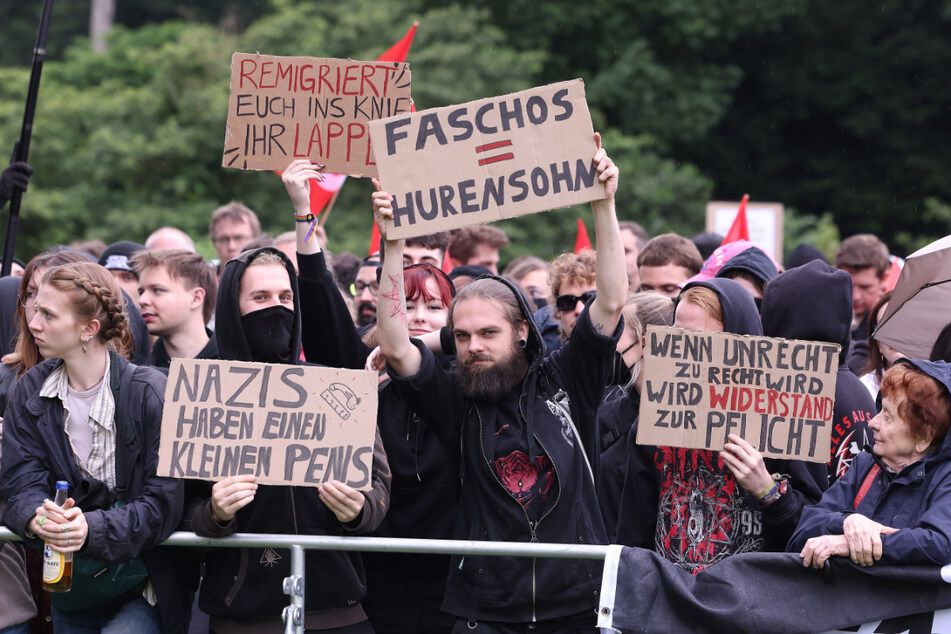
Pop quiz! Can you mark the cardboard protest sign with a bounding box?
[368,79,606,239]
[637,325,839,462]
[222,53,412,176]
[157,359,378,490]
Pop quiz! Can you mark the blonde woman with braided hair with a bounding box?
[1,262,190,633]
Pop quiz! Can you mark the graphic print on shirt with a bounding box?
[545,388,575,447]
[830,410,872,483]
[495,450,555,509]
[654,447,763,575]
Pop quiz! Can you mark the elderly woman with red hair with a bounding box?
[789,359,951,568]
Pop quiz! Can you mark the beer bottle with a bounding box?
[42,480,72,592]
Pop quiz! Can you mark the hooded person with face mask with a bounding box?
[186,247,391,634]
[614,278,828,573]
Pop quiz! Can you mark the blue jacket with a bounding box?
[0,352,190,633]
[788,359,951,565]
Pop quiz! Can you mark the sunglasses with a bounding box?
[555,290,596,312]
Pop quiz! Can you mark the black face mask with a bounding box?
[241,305,296,364]
[533,297,549,312]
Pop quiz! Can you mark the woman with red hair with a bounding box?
[791,359,951,567]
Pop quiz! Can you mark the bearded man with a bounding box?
[373,135,627,633]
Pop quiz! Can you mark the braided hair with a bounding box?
[42,262,134,359]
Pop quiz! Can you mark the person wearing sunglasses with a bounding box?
[548,250,598,346]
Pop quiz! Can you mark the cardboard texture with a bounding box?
[706,201,785,261]
[368,79,606,239]
[222,53,412,176]
[157,359,378,490]
[637,325,840,462]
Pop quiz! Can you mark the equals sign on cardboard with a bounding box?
[475,140,514,166]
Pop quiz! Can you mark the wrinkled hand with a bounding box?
[721,433,773,496]
[318,480,366,524]
[31,497,87,553]
[593,133,618,200]
[211,474,258,523]
[281,159,325,214]
[0,161,33,206]
[843,513,898,566]
[800,534,849,569]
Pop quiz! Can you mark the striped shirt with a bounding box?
[39,354,116,490]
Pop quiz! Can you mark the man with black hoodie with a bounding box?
[373,136,627,632]
[760,259,876,484]
[187,246,391,633]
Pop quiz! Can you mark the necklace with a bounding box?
[70,374,104,392]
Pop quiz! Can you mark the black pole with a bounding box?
[1,0,55,277]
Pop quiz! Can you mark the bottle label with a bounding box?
[42,544,64,584]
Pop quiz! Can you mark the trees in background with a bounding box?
[1,0,948,261]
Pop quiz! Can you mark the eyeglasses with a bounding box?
[213,234,252,246]
[555,290,596,312]
[351,281,380,297]
[18,288,37,309]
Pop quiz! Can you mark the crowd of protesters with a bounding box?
[2,145,951,634]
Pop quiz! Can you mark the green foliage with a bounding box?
[782,209,841,264]
[1,0,947,264]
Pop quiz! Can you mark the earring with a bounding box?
[516,339,527,349]
[82,338,88,354]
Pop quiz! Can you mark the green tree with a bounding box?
[678,0,951,256]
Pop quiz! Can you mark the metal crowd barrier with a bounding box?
[0,528,611,634]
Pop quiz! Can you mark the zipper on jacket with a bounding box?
[477,403,563,623]
[290,488,299,534]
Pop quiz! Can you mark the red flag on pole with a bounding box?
[721,194,751,245]
[575,218,592,253]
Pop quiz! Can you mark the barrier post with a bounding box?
[282,544,305,634]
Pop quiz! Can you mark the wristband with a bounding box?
[755,473,782,500]
[294,213,316,223]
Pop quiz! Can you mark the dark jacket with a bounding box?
[760,260,876,484]
[190,247,391,624]
[596,385,639,537]
[149,328,218,369]
[615,278,828,573]
[0,351,189,633]
[788,359,951,565]
[389,276,622,623]
[0,275,20,355]
[296,251,458,576]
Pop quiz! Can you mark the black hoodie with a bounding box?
[389,274,622,623]
[761,260,876,484]
[190,247,391,629]
[615,278,828,573]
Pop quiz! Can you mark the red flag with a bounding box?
[368,222,382,257]
[378,21,418,62]
[721,194,750,245]
[575,218,592,253]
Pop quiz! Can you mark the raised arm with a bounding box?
[371,179,423,377]
[282,159,327,257]
[282,160,371,368]
[588,133,627,334]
